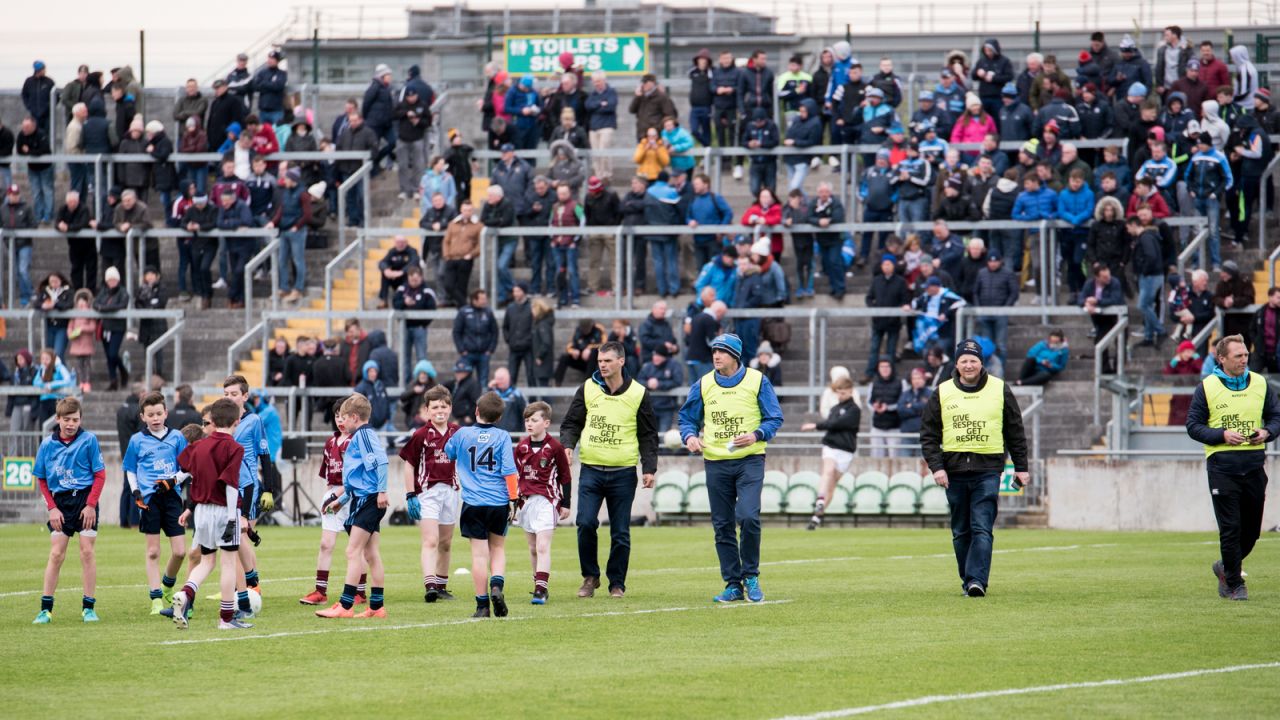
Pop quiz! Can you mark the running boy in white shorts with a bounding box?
[299,400,368,606]
[170,398,248,630]
[800,374,860,530]
[513,401,571,605]
[400,385,460,603]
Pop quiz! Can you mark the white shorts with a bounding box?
[193,503,240,551]
[321,488,350,533]
[418,483,461,525]
[517,494,558,534]
[822,446,856,474]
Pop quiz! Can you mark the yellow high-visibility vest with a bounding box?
[578,378,645,467]
[939,376,1006,455]
[699,368,767,461]
[1203,375,1267,456]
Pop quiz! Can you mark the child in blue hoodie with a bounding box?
[1056,169,1096,293]
[354,360,392,432]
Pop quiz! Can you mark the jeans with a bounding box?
[461,351,490,385]
[898,196,929,223]
[513,123,540,150]
[819,241,845,296]
[975,316,1009,363]
[734,318,760,360]
[371,123,397,171]
[396,139,426,196]
[278,228,307,292]
[507,348,534,387]
[1060,228,1088,295]
[1137,274,1163,341]
[552,245,580,306]
[944,470,1000,590]
[30,167,54,222]
[792,234,814,294]
[1207,468,1269,589]
[990,229,1024,272]
[785,161,810,192]
[1018,357,1056,385]
[68,239,97,293]
[403,325,428,384]
[650,238,679,296]
[226,237,256,303]
[576,465,637,590]
[192,238,217,299]
[1195,196,1222,268]
[689,106,712,147]
[859,207,894,260]
[344,178,364,226]
[258,110,284,126]
[866,325,901,375]
[749,161,777,198]
[16,245,33,304]
[688,360,713,381]
[496,237,519,303]
[46,324,68,361]
[180,163,208,195]
[705,455,765,586]
[526,237,553,294]
[102,329,125,384]
[68,162,88,197]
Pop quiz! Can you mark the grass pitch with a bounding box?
[1,524,1277,718]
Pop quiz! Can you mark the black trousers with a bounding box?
[1208,466,1269,589]
[443,259,472,307]
[68,239,98,292]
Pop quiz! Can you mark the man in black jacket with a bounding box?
[1129,214,1167,347]
[1249,287,1280,372]
[362,65,396,173]
[559,341,659,598]
[310,339,351,426]
[639,299,679,358]
[335,112,379,226]
[166,384,203,430]
[452,289,498,385]
[1185,334,1280,600]
[502,283,535,386]
[444,359,482,426]
[393,265,437,383]
[205,79,245,152]
[918,339,1028,597]
[55,190,95,292]
[864,256,909,381]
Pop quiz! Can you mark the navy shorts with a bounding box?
[47,490,98,537]
[139,486,186,537]
[239,484,260,521]
[344,495,386,535]
[459,503,509,540]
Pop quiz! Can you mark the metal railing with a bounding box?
[1259,152,1280,251]
[1175,228,1210,280]
[243,235,282,329]
[336,161,373,249]
[144,315,186,385]
[1092,314,1130,426]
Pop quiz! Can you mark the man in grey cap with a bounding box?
[918,339,1029,597]
[227,52,253,111]
[271,167,312,303]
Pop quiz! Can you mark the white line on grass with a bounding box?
[154,598,794,645]
[770,661,1280,719]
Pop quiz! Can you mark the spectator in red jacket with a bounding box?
[1126,177,1170,218]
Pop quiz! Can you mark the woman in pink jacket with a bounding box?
[949,92,997,158]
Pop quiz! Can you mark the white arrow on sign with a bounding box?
[622,40,644,70]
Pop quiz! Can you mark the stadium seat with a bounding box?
[851,471,889,514]
[784,480,819,516]
[760,482,785,514]
[685,482,711,514]
[651,470,690,516]
[890,471,925,492]
[883,483,920,514]
[833,472,857,513]
[764,469,789,489]
[918,484,950,515]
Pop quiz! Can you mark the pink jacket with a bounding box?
[949,112,997,147]
[68,317,97,357]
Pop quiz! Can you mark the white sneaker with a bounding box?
[732,165,743,181]
[211,278,227,290]
[809,157,822,170]
[397,192,407,200]
[828,156,840,168]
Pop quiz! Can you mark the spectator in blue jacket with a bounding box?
[742,108,780,197]
[695,247,739,307]
[1017,329,1070,386]
[1185,132,1233,270]
[858,148,897,265]
[686,173,734,267]
[1135,141,1178,206]
[252,51,288,126]
[997,83,1034,146]
[897,367,933,434]
[1094,144,1132,192]
[858,88,896,147]
[892,140,933,222]
[1012,174,1057,221]
[782,98,823,192]
[637,345,684,433]
[661,116,697,174]
[505,75,542,150]
[1056,169,1096,294]
[585,71,619,181]
[215,188,254,308]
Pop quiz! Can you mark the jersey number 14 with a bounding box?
[467,446,496,472]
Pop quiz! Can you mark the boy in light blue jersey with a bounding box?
[222,375,274,615]
[33,397,106,624]
[317,393,390,619]
[444,391,519,619]
[123,391,190,614]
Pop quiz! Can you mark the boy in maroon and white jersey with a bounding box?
[299,399,368,606]
[400,385,461,603]
[513,401,572,605]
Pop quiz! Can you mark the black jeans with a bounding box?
[1018,357,1056,386]
[1207,466,1269,589]
[576,465,637,591]
[945,471,1001,590]
[443,259,472,307]
[508,348,535,387]
[68,239,97,292]
[191,237,218,299]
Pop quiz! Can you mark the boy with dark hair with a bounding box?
[170,398,246,630]
[123,391,190,615]
[222,374,272,616]
[33,397,106,624]
[444,391,519,618]
[299,400,369,607]
[514,401,572,604]
[317,394,390,619]
[401,385,461,602]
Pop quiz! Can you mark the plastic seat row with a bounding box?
[651,469,949,518]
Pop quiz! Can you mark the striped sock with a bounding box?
[424,574,437,590]
[237,590,250,612]
[161,575,176,589]
[491,575,505,590]
[339,584,357,610]
[82,595,95,610]
[370,587,384,610]
[244,568,259,589]
[315,570,329,593]
[438,574,448,590]
[534,571,549,592]
[181,581,199,612]
[40,595,53,612]
[357,573,367,594]
[149,588,163,600]
[220,600,235,623]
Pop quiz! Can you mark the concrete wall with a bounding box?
[1047,457,1280,532]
